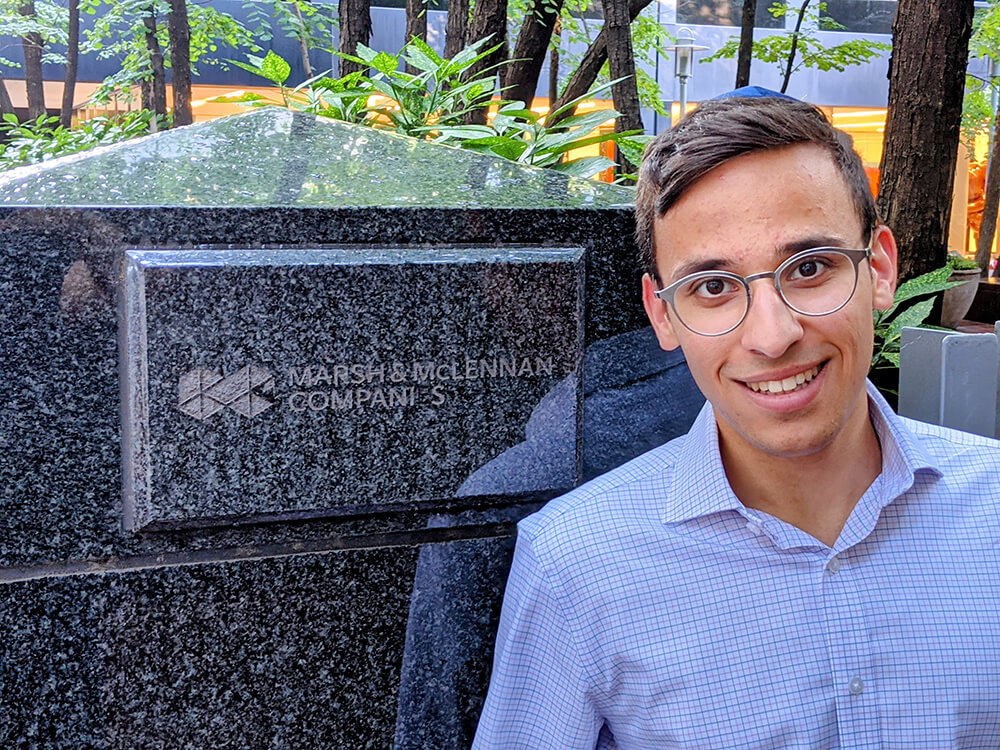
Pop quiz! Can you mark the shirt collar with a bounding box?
[662,401,744,523]
[864,380,943,497]
[661,380,942,526]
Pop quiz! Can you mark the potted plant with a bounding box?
[941,254,983,328]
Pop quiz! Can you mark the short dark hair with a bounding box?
[635,96,878,278]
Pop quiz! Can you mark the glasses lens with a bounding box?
[778,250,858,315]
[672,273,748,335]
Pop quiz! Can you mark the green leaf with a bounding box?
[616,135,652,167]
[371,51,399,75]
[891,265,963,308]
[403,37,441,73]
[260,50,292,86]
[883,297,936,346]
[551,156,617,178]
[546,109,619,135]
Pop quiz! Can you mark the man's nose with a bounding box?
[739,279,804,358]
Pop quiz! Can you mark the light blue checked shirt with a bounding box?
[475,383,1000,748]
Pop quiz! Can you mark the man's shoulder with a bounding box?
[517,434,687,565]
[897,416,1000,487]
[899,416,1000,462]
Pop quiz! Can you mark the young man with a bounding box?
[473,95,1000,747]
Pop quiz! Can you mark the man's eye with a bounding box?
[787,256,832,281]
[692,277,737,298]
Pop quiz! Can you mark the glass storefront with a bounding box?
[676,0,783,28]
[676,0,897,32]
[821,0,896,34]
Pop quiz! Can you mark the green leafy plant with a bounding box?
[871,265,965,383]
[339,36,507,136]
[961,0,1000,147]
[948,254,982,272]
[0,110,159,170]
[223,43,639,179]
[216,50,370,122]
[431,79,642,178]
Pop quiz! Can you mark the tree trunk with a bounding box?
[291,1,314,78]
[338,0,372,76]
[461,0,507,124]
[167,0,192,126]
[500,0,565,106]
[780,0,809,93]
[0,71,16,118]
[140,79,153,111]
[976,114,1000,275]
[60,0,80,127]
[144,11,168,118]
[20,0,46,120]
[404,0,427,73]
[547,0,652,125]
[443,0,469,59]
[736,0,756,88]
[549,17,560,103]
[603,0,642,174]
[878,0,973,281]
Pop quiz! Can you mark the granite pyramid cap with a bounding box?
[0,107,635,209]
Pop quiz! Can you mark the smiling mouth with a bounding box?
[744,363,823,394]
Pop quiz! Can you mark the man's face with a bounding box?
[641,143,897,462]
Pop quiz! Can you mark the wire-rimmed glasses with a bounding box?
[653,245,872,337]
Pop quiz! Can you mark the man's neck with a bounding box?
[718,398,884,548]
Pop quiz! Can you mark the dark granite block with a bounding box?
[121,246,583,530]
[0,108,705,748]
[0,536,520,748]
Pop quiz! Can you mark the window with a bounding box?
[677,0,783,28]
[821,0,896,34]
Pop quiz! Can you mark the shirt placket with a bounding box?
[821,551,882,749]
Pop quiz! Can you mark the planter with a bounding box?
[941,267,983,328]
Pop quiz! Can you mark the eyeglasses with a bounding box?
[653,245,872,337]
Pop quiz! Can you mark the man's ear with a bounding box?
[869,224,898,311]
[642,273,681,351]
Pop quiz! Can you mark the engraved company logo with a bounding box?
[177,365,275,420]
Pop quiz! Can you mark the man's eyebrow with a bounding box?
[669,257,737,281]
[779,235,855,255]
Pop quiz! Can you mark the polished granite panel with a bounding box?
[1,544,505,748]
[0,108,634,210]
[0,109,704,748]
[122,246,583,529]
[0,183,648,567]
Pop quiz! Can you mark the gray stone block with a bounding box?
[899,326,952,425]
[940,333,998,438]
[899,326,999,438]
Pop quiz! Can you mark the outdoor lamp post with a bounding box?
[666,28,708,124]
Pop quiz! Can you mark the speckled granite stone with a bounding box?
[2,548,420,747]
[0,110,703,747]
[122,246,583,530]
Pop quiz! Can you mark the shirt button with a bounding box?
[849,676,864,695]
[746,521,763,536]
[827,557,842,574]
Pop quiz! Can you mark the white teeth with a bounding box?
[746,365,820,394]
